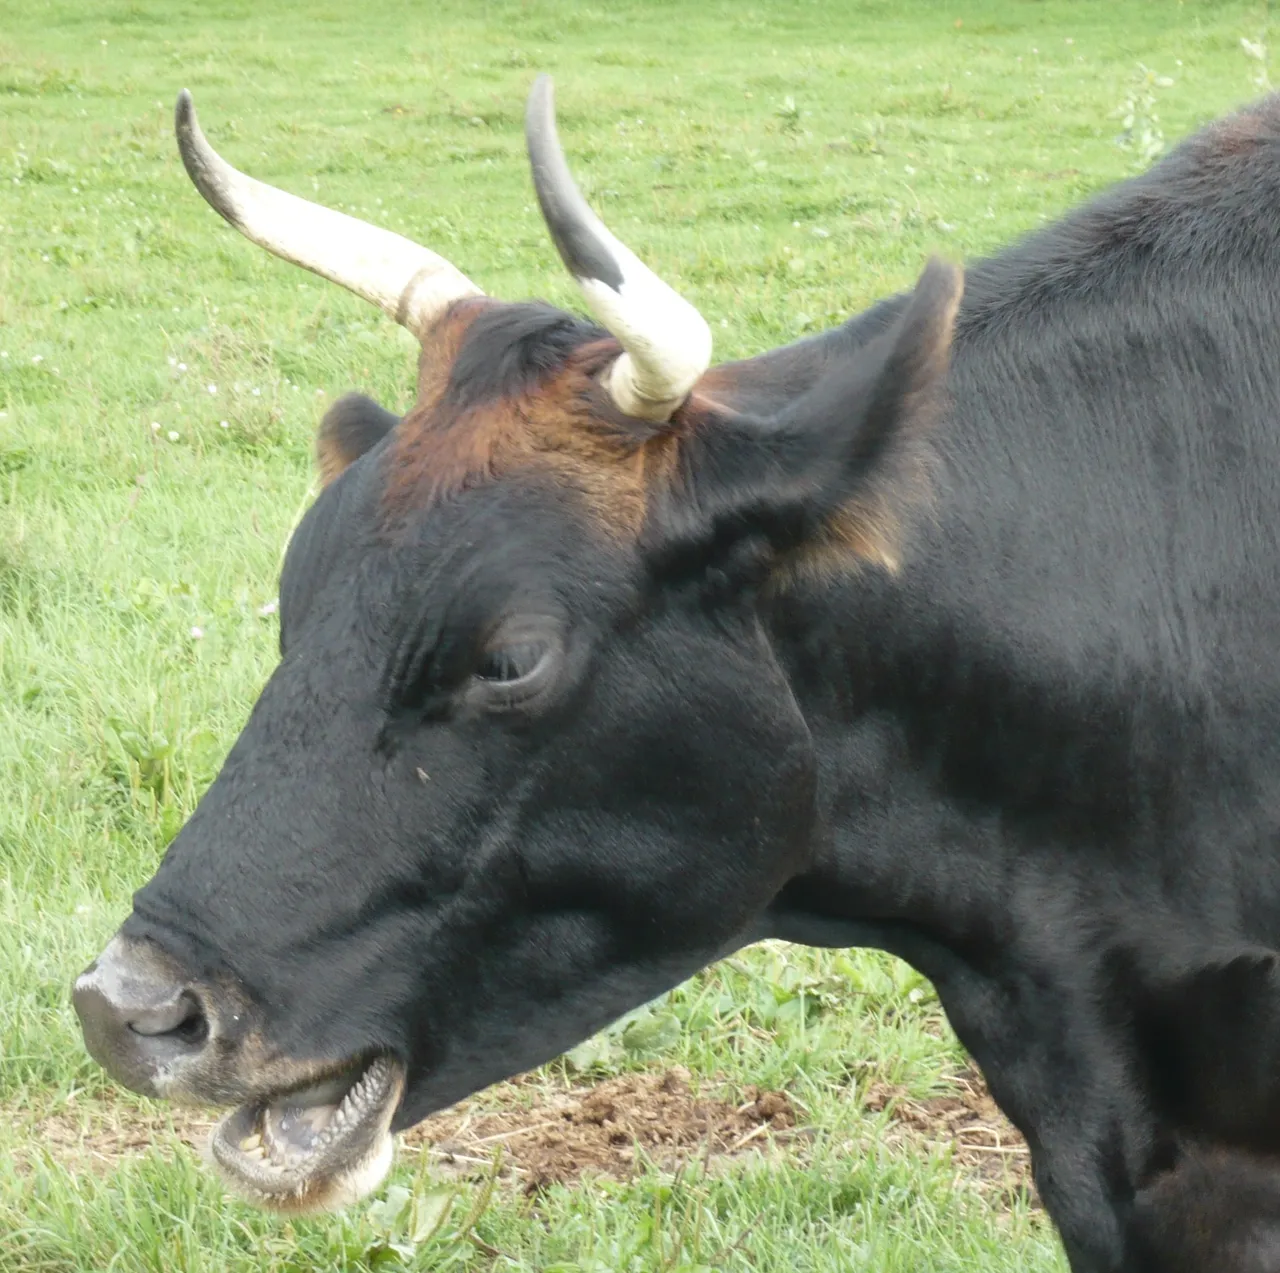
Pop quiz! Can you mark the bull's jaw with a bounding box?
[209,1054,405,1212]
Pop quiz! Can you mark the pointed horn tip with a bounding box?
[174,89,202,156]
[525,74,556,140]
[173,88,241,228]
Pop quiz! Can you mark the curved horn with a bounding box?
[524,76,712,422]
[174,90,482,341]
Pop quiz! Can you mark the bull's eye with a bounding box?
[469,620,563,711]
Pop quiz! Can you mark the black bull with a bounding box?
[72,82,1280,1270]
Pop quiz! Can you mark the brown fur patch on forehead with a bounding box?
[379,270,955,576]
[382,298,678,535]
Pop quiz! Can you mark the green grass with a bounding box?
[1,0,1274,1267]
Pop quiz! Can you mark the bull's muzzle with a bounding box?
[73,934,212,1097]
[74,932,406,1213]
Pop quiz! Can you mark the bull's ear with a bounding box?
[646,258,962,585]
[315,393,400,487]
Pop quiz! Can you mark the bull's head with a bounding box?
[74,77,961,1211]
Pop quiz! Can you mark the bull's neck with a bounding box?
[759,552,1180,960]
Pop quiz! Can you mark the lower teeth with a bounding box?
[227,1059,394,1171]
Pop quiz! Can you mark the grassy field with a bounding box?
[1,0,1274,1268]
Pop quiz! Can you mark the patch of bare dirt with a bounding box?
[12,1063,1032,1206]
[860,1062,1033,1198]
[12,1102,216,1175]
[403,1067,798,1191]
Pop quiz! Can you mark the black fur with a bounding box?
[443,302,607,413]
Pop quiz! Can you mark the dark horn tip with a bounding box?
[524,73,624,293]
[524,74,555,151]
[172,89,239,229]
[174,88,204,176]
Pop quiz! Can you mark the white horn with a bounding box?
[524,76,712,423]
[175,90,482,341]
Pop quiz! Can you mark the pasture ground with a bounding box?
[1,1,1274,1268]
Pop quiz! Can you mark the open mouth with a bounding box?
[209,1054,405,1212]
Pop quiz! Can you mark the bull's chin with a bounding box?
[209,1054,405,1213]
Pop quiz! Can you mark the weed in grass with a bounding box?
[1242,33,1273,92]
[1113,63,1176,167]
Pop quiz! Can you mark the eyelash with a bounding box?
[474,643,548,684]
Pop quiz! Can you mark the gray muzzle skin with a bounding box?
[73,934,213,1098]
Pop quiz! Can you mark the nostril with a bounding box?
[171,1006,210,1048]
[127,990,208,1047]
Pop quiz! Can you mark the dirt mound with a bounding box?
[404,1068,797,1191]
[861,1063,1032,1195]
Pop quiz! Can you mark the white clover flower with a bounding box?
[167,430,179,442]
[189,625,204,640]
